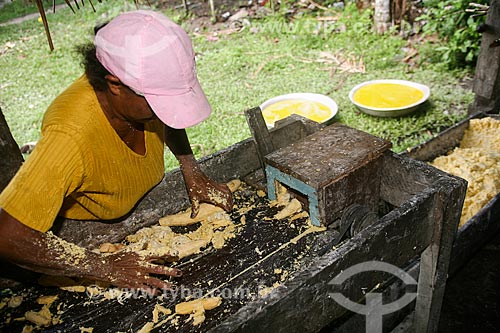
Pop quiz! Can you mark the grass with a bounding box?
[0,0,68,22]
[0,1,474,170]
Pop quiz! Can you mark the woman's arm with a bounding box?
[164,126,233,218]
[0,208,181,293]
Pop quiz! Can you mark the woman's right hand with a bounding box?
[0,208,181,294]
[94,251,182,293]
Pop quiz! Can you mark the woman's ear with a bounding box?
[104,74,122,95]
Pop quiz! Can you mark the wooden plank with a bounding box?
[0,108,23,192]
[244,107,275,170]
[403,118,470,162]
[471,0,500,113]
[449,192,500,275]
[211,153,465,332]
[0,122,465,332]
[213,190,435,332]
[265,123,391,188]
[265,124,391,225]
[0,183,335,333]
[414,177,465,332]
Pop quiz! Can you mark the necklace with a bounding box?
[127,122,138,133]
[123,122,145,147]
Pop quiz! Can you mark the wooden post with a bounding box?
[209,0,216,23]
[470,0,500,114]
[244,107,274,171]
[374,0,391,34]
[414,178,466,332]
[0,108,23,192]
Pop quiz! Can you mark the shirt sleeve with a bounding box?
[0,128,85,232]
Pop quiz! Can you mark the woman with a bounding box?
[0,10,232,293]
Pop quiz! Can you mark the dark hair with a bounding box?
[76,43,111,92]
[76,23,111,92]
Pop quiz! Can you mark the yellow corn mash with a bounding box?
[262,99,332,126]
[430,117,500,227]
[353,83,424,109]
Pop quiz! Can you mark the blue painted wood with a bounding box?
[266,164,321,226]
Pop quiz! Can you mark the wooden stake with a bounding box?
[35,0,54,51]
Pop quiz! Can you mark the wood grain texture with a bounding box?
[0,108,23,192]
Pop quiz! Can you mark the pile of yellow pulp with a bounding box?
[353,83,424,109]
[262,99,332,126]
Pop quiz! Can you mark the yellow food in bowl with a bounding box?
[353,83,424,109]
[262,99,332,126]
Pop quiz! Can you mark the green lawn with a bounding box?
[0,0,68,23]
[0,1,474,170]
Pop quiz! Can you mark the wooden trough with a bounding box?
[0,115,466,333]
[404,113,500,277]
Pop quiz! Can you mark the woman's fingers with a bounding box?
[188,182,234,215]
[114,271,175,294]
[207,183,233,212]
[144,275,174,291]
[105,252,181,291]
[144,261,182,277]
[217,184,234,211]
[190,197,200,218]
[146,252,180,263]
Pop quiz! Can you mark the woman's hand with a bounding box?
[93,251,181,293]
[0,209,181,293]
[178,155,233,218]
[163,126,234,217]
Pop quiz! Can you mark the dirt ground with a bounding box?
[156,0,317,32]
[159,0,254,18]
[160,0,266,32]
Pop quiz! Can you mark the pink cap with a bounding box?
[94,10,211,129]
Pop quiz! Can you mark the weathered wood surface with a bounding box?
[0,116,465,332]
[337,113,500,331]
[449,191,500,275]
[325,263,420,332]
[2,183,334,333]
[211,153,465,332]
[55,116,321,248]
[265,123,391,187]
[49,151,465,332]
[0,108,23,192]
[471,0,500,114]
[244,107,274,170]
[414,176,465,332]
[0,109,29,289]
[404,117,469,162]
[265,123,391,225]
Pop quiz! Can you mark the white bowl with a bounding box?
[349,79,430,117]
[260,93,338,128]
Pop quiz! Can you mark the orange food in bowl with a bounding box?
[262,99,333,126]
[352,83,424,109]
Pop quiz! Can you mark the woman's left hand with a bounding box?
[178,155,233,218]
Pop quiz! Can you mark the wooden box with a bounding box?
[264,123,392,226]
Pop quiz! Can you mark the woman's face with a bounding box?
[102,74,158,124]
[120,85,157,123]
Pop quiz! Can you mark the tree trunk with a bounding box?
[470,0,500,114]
[0,108,23,192]
[374,0,391,34]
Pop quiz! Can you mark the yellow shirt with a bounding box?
[0,76,165,232]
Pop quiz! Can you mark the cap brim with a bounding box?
[145,80,211,129]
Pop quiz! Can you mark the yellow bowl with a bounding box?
[349,80,430,117]
[260,93,338,128]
